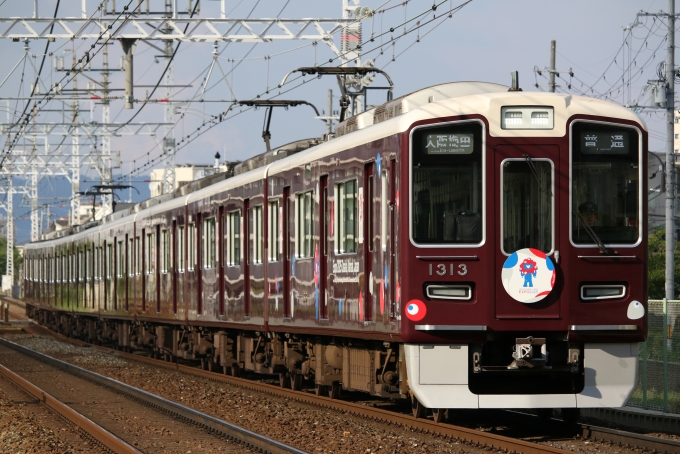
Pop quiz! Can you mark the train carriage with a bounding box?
[23,80,648,416]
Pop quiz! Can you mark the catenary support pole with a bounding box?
[666,0,676,301]
[549,40,556,93]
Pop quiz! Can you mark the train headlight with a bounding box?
[425,284,472,301]
[501,106,554,130]
[580,284,626,301]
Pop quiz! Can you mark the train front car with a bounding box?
[400,89,647,413]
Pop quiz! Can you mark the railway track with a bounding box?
[0,335,306,454]
[11,320,680,453]
[0,360,140,453]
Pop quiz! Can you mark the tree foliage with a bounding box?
[648,228,680,299]
[0,238,23,284]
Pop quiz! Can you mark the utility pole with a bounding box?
[665,0,676,300]
[532,40,573,92]
[637,4,678,299]
[549,40,556,93]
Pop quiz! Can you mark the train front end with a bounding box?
[400,91,647,411]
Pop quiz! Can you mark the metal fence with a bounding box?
[627,299,680,413]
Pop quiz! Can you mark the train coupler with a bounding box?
[508,337,548,369]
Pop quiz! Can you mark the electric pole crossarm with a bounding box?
[0,18,355,42]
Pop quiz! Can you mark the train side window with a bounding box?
[177,225,185,273]
[86,248,92,281]
[117,240,125,277]
[128,238,134,277]
[268,200,279,262]
[226,211,241,266]
[252,206,263,265]
[334,179,357,254]
[296,191,314,258]
[203,218,216,269]
[107,244,113,279]
[187,223,196,271]
[146,232,155,275]
[381,170,388,251]
[162,229,171,274]
[69,252,74,282]
[134,237,140,276]
[78,250,84,281]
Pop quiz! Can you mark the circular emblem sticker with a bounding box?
[405,299,427,322]
[501,248,555,304]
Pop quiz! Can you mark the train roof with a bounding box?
[27,81,647,249]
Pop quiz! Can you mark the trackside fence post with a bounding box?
[642,339,648,409]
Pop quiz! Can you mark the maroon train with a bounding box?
[24,81,648,419]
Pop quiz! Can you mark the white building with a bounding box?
[149,159,233,198]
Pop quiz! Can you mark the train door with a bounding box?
[319,176,329,320]
[363,163,374,321]
[388,159,397,321]
[494,145,561,320]
[283,187,291,318]
[243,199,251,317]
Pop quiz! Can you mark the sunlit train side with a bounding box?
[23,81,647,417]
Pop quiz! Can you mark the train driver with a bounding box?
[578,202,598,226]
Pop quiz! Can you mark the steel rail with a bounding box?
[0,362,141,453]
[581,424,680,454]
[0,337,307,454]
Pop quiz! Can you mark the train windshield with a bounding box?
[501,159,554,254]
[411,122,483,245]
[571,122,641,245]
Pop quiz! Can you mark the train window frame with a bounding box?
[295,190,314,259]
[78,250,84,281]
[127,238,134,277]
[268,200,280,262]
[187,223,196,271]
[146,232,155,275]
[226,210,241,267]
[162,228,171,274]
[408,119,486,248]
[500,158,555,256]
[569,120,643,248]
[203,217,216,269]
[177,225,185,273]
[86,247,92,281]
[107,243,113,280]
[334,179,358,255]
[117,240,125,278]
[252,206,263,265]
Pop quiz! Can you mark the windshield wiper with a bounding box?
[574,210,609,254]
[523,154,552,196]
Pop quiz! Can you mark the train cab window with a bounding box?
[187,223,196,271]
[334,179,357,254]
[296,191,314,258]
[571,122,641,245]
[252,207,263,265]
[268,201,279,262]
[146,233,155,275]
[203,218,216,269]
[117,241,125,277]
[177,226,185,272]
[411,122,483,245]
[226,211,241,266]
[162,229,171,273]
[501,159,554,254]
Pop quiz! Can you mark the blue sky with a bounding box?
[0,0,673,242]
